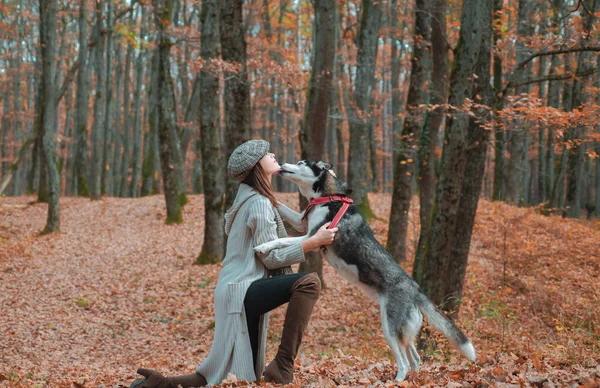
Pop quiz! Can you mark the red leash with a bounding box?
[301,195,354,229]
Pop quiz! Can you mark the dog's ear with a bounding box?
[318,161,333,170]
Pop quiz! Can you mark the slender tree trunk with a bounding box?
[491,0,505,201]
[388,0,432,262]
[565,0,598,218]
[414,0,450,279]
[1,84,11,180]
[536,0,549,205]
[156,0,183,224]
[444,7,493,317]
[142,48,160,197]
[390,0,403,166]
[59,86,73,187]
[196,0,226,264]
[112,43,123,195]
[27,68,42,195]
[11,26,24,196]
[102,0,114,196]
[40,0,60,232]
[298,0,336,282]
[595,56,600,217]
[220,0,252,209]
[505,0,535,205]
[36,40,49,204]
[130,5,147,198]
[90,0,106,200]
[544,54,561,210]
[347,0,382,209]
[420,0,492,309]
[119,20,134,197]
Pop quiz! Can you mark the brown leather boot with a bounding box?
[131,368,207,388]
[263,273,321,384]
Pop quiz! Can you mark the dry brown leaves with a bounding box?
[1,193,599,387]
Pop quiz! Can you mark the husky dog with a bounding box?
[254,160,476,382]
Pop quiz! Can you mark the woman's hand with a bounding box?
[301,222,338,252]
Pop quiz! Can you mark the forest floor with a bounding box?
[1,193,599,387]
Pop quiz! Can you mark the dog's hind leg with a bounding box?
[407,342,421,372]
[404,309,422,371]
[379,297,410,381]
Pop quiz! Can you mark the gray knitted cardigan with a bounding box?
[195,184,305,384]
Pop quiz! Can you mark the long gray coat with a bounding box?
[196,184,305,384]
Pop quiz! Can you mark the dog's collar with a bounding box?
[302,195,354,228]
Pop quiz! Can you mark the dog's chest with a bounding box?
[324,250,379,300]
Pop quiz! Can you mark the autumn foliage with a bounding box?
[1,193,599,387]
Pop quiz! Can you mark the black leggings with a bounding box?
[243,272,307,370]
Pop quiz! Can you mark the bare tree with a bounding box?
[196,0,226,264]
[155,0,183,224]
[39,0,61,232]
[90,0,107,200]
[129,4,147,198]
[414,0,450,278]
[419,0,493,314]
[347,0,382,210]
[298,0,337,282]
[387,0,432,263]
[220,0,252,209]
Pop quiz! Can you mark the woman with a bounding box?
[131,139,337,388]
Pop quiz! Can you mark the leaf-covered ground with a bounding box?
[1,193,599,387]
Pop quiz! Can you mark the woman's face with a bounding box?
[259,152,281,176]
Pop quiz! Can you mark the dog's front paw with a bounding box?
[254,242,275,255]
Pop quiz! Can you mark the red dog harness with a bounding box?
[301,195,354,229]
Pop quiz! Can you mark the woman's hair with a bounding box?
[243,162,279,207]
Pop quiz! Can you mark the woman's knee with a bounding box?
[293,272,321,298]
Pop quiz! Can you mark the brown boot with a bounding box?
[263,273,321,384]
[131,368,207,388]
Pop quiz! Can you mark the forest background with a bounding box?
[0,0,599,386]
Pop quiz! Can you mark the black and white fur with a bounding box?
[254,160,476,382]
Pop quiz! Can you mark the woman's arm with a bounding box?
[247,199,305,269]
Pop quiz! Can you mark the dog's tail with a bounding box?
[418,298,476,362]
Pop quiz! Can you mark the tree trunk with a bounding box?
[443,7,493,317]
[220,0,252,209]
[11,26,24,196]
[595,56,600,217]
[420,0,493,310]
[142,48,160,197]
[196,0,226,264]
[102,0,115,196]
[27,67,42,195]
[298,0,336,283]
[1,83,11,180]
[388,0,432,262]
[156,0,183,224]
[112,43,123,196]
[565,0,598,219]
[414,0,450,279]
[347,0,382,209]
[119,18,134,197]
[505,0,535,206]
[130,5,147,198]
[90,0,107,200]
[40,0,60,233]
[491,0,505,202]
[59,86,73,188]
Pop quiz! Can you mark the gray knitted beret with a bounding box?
[227,139,270,181]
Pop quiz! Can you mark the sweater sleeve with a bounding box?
[247,199,305,269]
